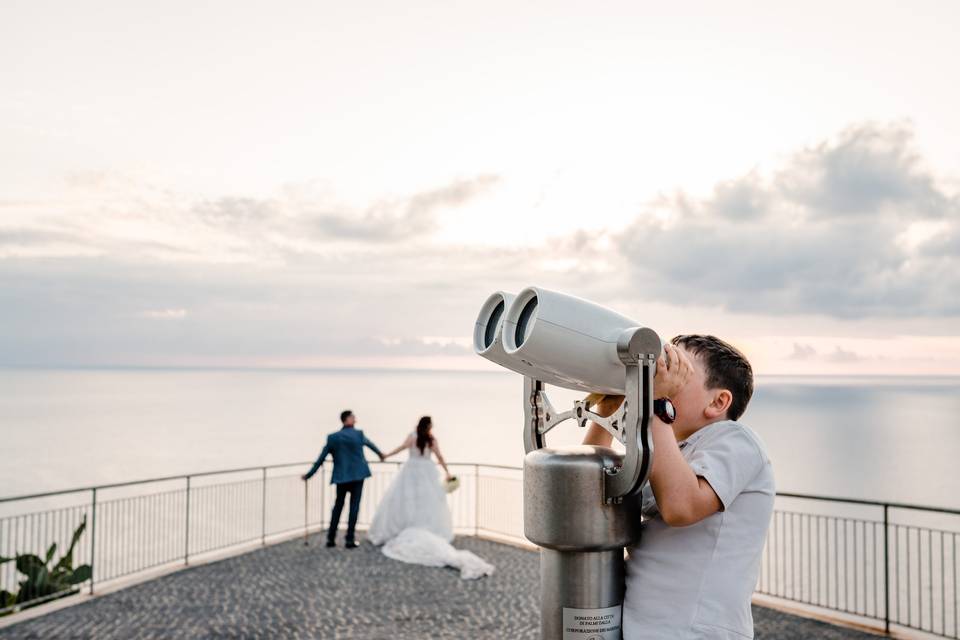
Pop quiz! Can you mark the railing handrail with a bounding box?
[0,461,314,504]
[3,462,959,517]
[0,459,507,505]
[775,491,960,516]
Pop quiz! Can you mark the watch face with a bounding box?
[664,400,676,421]
[656,398,676,423]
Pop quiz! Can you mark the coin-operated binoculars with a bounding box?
[474,287,661,640]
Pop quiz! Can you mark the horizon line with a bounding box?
[1,364,959,379]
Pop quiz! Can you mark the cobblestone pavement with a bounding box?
[0,535,879,639]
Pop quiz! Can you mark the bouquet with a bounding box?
[445,476,460,494]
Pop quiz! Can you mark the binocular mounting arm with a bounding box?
[529,393,629,443]
[522,327,661,503]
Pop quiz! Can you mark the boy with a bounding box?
[584,335,774,639]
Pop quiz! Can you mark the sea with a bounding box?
[1,369,958,510]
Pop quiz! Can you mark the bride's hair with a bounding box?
[415,416,434,454]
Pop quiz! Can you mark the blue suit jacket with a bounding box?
[304,427,383,485]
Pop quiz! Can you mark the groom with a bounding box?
[302,410,385,548]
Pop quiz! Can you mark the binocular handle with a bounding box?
[603,358,656,501]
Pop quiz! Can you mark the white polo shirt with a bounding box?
[623,420,775,640]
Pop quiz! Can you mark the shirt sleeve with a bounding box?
[686,425,765,510]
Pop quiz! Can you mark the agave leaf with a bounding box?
[66,565,92,585]
[0,589,15,608]
[45,543,57,564]
[54,551,73,572]
[15,555,46,582]
[15,585,29,605]
[68,516,87,551]
[33,566,49,591]
[54,516,87,572]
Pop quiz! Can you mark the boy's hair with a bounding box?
[671,335,753,421]
[340,409,353,424]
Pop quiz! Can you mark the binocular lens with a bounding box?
[515,296,538,348]
[483,300,505,349]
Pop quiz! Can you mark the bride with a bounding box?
[368,415,455,544]
[368,416,494,580]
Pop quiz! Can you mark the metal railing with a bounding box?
[758,493,960,638]
[2,462,958,639]
[0,461,523,616]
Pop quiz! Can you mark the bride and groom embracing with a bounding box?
[303,410,493,579]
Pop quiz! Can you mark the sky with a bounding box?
[1,0,959,375]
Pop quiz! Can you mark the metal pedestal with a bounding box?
[525,446,642,639]
[540,548,625,638]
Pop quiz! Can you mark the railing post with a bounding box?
[261,467,267,546]
[184,475,191,565]
[320,466,325,531]
[883,504,890,635]
[89,488,97,595]
[303,479,309,546]
[474,464,480,537]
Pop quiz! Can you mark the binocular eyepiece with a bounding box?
[474,286,661,395]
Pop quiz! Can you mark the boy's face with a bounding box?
[344,413,356,427]
[669,347,726,433]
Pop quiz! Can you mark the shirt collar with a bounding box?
[677,420,729,449]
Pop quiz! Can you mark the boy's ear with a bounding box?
[705,389,733,420]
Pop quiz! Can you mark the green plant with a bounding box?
[0,515,92,612]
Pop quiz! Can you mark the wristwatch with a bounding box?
[653,398,676,424]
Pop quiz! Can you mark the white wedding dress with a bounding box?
[368,435,454,544]
[368,435,494,580]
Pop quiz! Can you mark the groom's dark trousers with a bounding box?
[329,480,364,544]
[304,425,383,545]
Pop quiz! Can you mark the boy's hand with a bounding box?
[589,394,624,418]
[655,343,693,399]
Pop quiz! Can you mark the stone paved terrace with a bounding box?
[0,534,880,639]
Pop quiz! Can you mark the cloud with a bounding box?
[0,173,501,265]
[0,228,82,246]
[777,124,949,217]
[302,173,499,241]
[137,309,188,320]
[0,240,542,367]
[192,173,500,244]
[787,343,817,360]
[826,345,862,363]
[2,122,958,368]
[193,197,277,229]
[0,227,102,258]
[616,122,960,318]
[371,336,470,356]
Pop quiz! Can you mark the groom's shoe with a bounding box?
[345,541,359,549]
[325,540,336,548]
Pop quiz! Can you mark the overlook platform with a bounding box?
[0,534,878,640]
